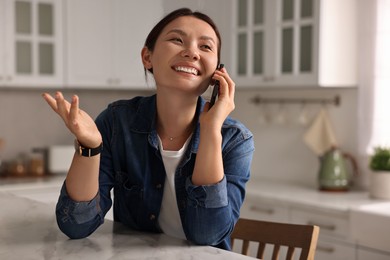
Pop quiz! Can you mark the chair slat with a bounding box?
[231,218,320,260]
[271,244,280,260]
[286,247,295,260]
[242,240,250,255]
[257,242,266,259]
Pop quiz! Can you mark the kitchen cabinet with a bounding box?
[230,0,357,88]
[240,193,289,223]
[238,179,379,260]
[240,201,356,260]
[289,208,355,260]
[315,239,355,260]
[0,0,63,87]
[65,0,163,89]
[357,247,390,260]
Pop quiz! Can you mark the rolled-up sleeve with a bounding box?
[56,182,103,239]
[185,176,228,208]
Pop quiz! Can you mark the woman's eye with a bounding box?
[201,45,212,51]
[170,38,182,43]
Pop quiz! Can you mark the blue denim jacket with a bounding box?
[56,95,254,250]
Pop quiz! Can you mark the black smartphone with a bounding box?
[209,64,224,108]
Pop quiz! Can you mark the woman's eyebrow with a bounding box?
[166,29,216,44]
[166,29,187,36]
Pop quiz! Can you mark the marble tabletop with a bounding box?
[0,192,254,260]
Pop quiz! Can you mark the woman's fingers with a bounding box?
[42,93,59,112]
[212,69,235,107]
[55,92,70,117]
[42,92,102,147]
[69,95,80,127]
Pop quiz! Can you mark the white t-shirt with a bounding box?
[157,135,192,240]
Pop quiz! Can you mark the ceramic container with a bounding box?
[369,171,390,199]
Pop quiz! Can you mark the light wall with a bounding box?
[0,87,359,188]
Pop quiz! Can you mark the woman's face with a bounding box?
[143,16,219,95]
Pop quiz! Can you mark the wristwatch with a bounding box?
[74,139,103,157]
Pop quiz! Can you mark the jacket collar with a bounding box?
[131,94,205,153]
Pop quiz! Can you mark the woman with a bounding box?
[42,8,254,250]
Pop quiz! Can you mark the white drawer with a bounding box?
[357,247,390,260]
[290,209,349,239]
[241,198,289,223]
[315,240,355,260]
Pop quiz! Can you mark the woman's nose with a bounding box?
[181,46,200,60]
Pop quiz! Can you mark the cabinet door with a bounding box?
[240,196,289,222]
[111,0,163,89]
[65,0,112,87]
[272,0,317,86]
[231,0,356,88]
[4,0,63,87]
[66,0,163,89]
[232,0,271,87]
[357,248,390,260]
[315,239,355,260]
[290,208,350,240]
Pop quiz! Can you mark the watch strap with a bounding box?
[75,139,103,157]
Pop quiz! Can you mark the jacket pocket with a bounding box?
[115,171,144,227]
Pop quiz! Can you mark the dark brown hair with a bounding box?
[144,8,222,75]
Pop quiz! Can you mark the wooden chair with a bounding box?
[231,218,320,260]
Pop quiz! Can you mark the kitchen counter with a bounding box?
[246,178,380,214]
[0,192,254,260]
[244,178,390,258]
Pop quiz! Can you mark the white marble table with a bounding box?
[0,192,254,260]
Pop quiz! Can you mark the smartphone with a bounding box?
[209,64,224,108]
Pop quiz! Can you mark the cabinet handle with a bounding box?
[307,221,336,231]
[316,245,335,254]
[263,76,275,82]
[249,206,274,215]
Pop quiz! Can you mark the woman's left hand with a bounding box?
[201,67,235,129]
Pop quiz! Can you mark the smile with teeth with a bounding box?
[174,66,199,76]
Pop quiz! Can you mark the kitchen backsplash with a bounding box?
[0,87,360,188]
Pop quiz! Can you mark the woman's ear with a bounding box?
[141,47,152,70]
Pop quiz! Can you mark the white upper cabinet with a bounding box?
[0,0,63,87]
[65,0,163,89]
[230,0,357,88]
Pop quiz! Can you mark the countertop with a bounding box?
[0,192,254,260]
[246,178,382,214]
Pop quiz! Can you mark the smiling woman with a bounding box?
[41,8,254,251]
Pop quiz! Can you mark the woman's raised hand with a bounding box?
[42,92,102,148]
[201,67,235,129]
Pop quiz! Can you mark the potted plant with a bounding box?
[369,147,390,199]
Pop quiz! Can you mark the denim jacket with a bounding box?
[56,95,254,250]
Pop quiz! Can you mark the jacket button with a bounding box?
[150,214,156,220]
[156,183,162,189]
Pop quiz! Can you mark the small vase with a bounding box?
[369,171,390,200]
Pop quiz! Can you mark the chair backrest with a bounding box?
[231,218,320,260]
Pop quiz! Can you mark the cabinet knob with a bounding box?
[307,221,336,231]
[249,205,275,215]
[316,245,335,254]
[263,76,275,82]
